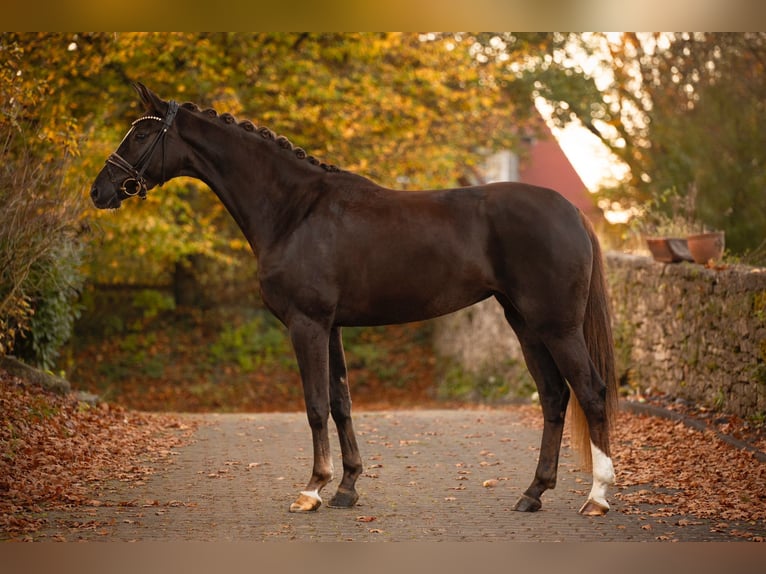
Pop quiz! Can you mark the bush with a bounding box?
[209,312,293,372]
[436,358,535,403]
[10,240,85,370]
[0,69,87,369]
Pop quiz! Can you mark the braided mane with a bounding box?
[181,102,341,172]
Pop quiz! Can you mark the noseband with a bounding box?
[106,100,179,199]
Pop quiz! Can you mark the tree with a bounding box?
[6,33,547,292]
[522,32,766,255]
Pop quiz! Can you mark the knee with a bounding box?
[306,403,329,430]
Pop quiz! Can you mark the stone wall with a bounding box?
[606,252,766,418]
[432,252,766,418]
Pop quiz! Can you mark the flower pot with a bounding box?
[687,231,725,264]
[646,237,693,263]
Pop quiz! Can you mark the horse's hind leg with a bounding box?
[544,332,615,516]
[505,313,570,512]
[327,327,363,508]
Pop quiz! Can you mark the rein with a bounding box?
[105,100,179,199]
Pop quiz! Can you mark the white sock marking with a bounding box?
[300,489,322,503]
[588,441,615,509]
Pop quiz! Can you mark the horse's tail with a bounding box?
[568,212,618,471]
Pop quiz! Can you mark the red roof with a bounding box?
[518,122,601,220]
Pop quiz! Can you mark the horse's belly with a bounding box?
[334,263,493,326]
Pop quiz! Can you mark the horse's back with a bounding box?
[263,178,592,328]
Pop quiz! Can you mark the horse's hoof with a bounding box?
[328,488,359,508]
[579,498,609,516]
[513,494,542,512]
[289,491,322,512]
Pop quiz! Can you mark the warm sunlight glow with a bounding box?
[535,98,630,190]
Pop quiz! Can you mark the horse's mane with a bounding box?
[180,102,341,173]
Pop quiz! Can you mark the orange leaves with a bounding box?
[613,410,766,524]
[0,369,194,539]
[356,515,377,523]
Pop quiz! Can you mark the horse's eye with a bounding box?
[135,132,148,141]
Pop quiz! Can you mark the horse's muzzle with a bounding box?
[90,183,122,210]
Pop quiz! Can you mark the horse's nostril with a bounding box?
[90,185,99,201]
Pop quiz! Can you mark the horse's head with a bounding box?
[90,82,180,209]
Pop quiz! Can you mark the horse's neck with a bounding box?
[180,115,320,255]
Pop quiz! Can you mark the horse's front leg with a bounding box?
[288,316,333,513]
[327,327,363,508]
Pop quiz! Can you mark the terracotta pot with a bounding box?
[687,231,725,264]
[646,237,693,263]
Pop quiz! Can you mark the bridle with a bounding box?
[105,100,179,199]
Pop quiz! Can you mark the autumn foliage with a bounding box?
[0,369,193,540]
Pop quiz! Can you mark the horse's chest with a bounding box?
[257,261,337,323]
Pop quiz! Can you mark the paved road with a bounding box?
[42,408,761,541]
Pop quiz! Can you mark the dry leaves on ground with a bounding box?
[0,369,195,540]
[613,410,766,525]
[3,362,765,541]
[515,400,766,536]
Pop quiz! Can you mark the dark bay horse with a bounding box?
[90,83,618,516]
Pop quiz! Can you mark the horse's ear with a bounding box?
[132,81,166,114]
